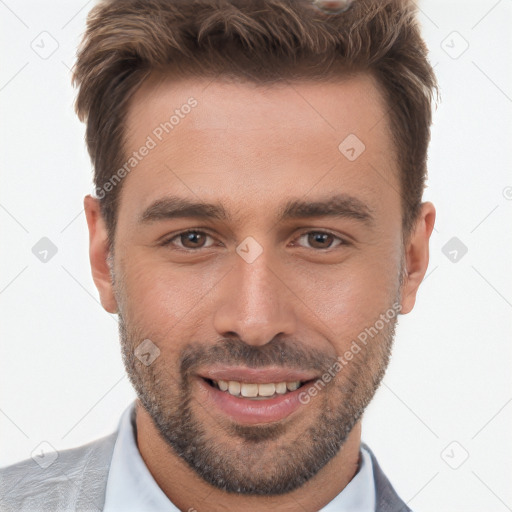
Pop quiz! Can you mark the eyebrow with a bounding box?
[138,193,374,226]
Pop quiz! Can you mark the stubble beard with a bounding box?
[116,297,399,496]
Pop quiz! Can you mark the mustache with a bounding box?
[179,337,338,379]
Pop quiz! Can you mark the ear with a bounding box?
[400,202,436,314]
[84,195,118,314]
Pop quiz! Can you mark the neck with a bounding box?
[136,400,362,512]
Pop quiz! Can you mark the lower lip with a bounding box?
[197,378,309,425]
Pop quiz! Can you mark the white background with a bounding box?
[1,1,511,510]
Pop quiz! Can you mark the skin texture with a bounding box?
[84,72,435,511]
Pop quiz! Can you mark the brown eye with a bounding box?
[180,231,208,249]
[296,231,344,250]
[163,230,215,250]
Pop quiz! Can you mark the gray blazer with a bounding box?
[0,431,411,511]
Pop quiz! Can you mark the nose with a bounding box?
[213,247,297,347]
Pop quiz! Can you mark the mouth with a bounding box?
[196,368,319,424]
[202,377,315,400]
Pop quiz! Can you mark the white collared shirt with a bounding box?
[103,401,376,511]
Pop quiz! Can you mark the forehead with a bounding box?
[126,71,390,138]
[118,72,399,228]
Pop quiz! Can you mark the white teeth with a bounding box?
[211,379,303,398]
[228,381,241,396]
[275,382,287,394]
[240,383,258,397]
[258,383,276,397]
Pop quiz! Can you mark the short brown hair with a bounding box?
[72,0,438,249]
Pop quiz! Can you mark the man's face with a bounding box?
[110,73,406,494]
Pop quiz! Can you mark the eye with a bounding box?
[161,230,216,250]
[293,230,346,250]
[161,229,348,252]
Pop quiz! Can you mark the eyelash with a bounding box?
[160,229,349,252]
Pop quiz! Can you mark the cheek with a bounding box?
[297,246,401,341]
[120,259,214,336]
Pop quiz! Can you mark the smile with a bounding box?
[205,378,308,400]
[198,374,318,424]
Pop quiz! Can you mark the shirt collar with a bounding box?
[103,400,375,512]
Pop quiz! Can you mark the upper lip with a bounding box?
[198,366,318,384]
